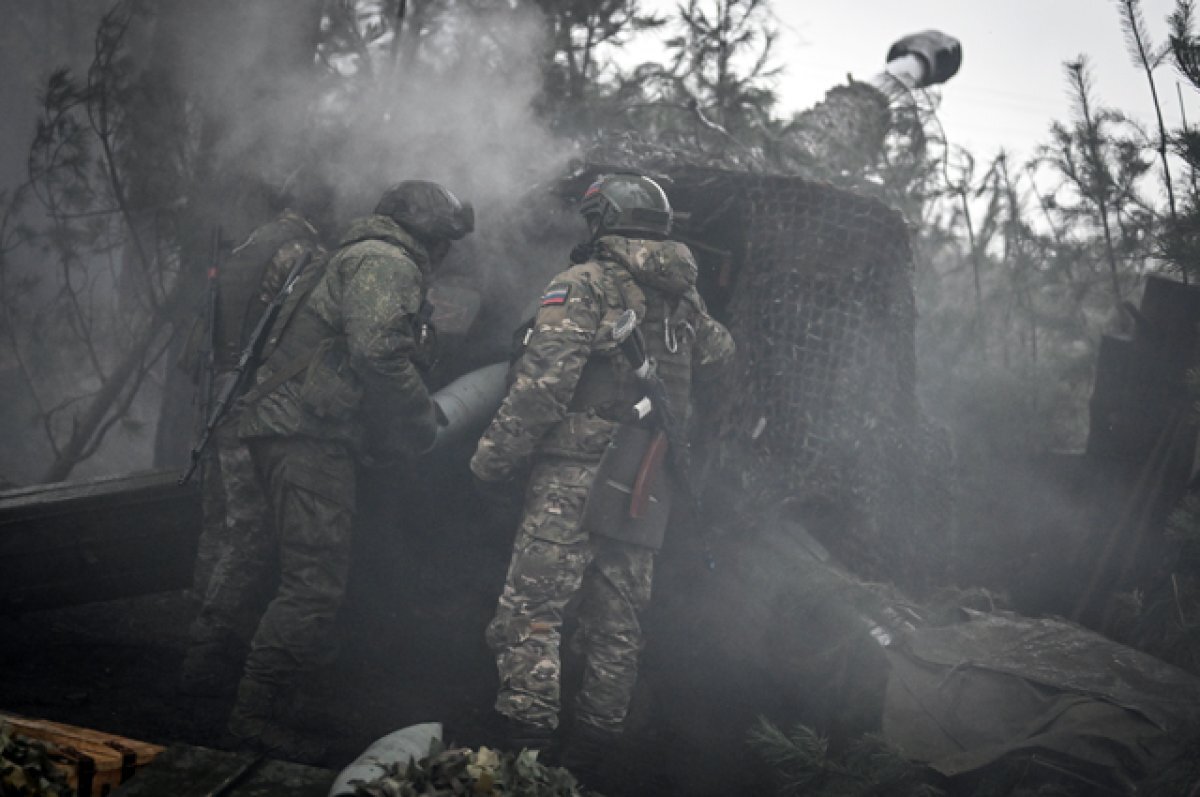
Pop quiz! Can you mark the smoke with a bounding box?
[163,0,582,336]
[0,2,591,484]
[166,2,574,246]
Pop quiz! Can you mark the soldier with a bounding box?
[180,204,326,696]
[220,180,474,760]
[470,174,735,775]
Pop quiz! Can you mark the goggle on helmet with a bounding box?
[579,173,673,239]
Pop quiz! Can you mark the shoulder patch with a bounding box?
[541,285,570,306]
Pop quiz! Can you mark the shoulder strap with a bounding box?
[239,257,329,406]
[240,352,312,405]
[255,254,327,364]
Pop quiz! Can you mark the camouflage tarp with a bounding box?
[883,610,1200,785]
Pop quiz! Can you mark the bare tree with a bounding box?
[0,0,330,484]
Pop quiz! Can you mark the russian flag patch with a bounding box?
[541,286,569,306]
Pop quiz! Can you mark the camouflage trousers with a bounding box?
[487,458,655,734]
[192,434,355,687]
[190,408,271,647]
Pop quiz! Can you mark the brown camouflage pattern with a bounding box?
[486,458,654,732]
[474,237,734,734]
[471,236,734,481]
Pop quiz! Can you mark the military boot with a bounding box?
[494,713,555,757]
[227,677,327,764]
[559,722,619,790]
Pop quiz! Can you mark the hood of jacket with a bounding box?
[338,214,431,273]
[594,235,698,296]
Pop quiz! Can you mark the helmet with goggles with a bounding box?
[578,173,672,239]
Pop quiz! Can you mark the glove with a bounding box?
[886,30,962,88]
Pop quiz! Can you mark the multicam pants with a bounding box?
[487,457,655,734]
[190,433,355,687]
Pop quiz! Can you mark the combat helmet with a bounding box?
[579,173,673,239]
[375,180,474,242]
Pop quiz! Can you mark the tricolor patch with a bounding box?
[583,179,604,200]
[541,286,569,306]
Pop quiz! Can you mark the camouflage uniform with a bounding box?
[184,211,323,683]
[224,176,472,759]
[471,235,735,735]
[230,213,440,695]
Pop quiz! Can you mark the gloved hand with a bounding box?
[886,30,962,88]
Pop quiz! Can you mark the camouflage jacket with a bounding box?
[470,236,735,482]
[239,214,438,456]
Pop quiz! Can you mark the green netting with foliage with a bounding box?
[352,740,597,797]
[0,722,72,797]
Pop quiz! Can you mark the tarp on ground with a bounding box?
[881,610,1200,783]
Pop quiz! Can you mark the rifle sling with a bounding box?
[239,258,325,406]
[240,353,312,406]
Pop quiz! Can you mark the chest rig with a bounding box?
[569,258,699,425]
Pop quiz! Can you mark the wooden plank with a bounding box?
[1,713,164,797]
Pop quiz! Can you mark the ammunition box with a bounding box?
[1,713,163,796]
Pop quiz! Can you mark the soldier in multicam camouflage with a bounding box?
[223,180,474,762]
[470,174,735,775]
[180,209,325,698]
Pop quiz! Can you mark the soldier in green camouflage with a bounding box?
[224,180,474,761]
[180,208,325,697]
[470,174,735,771]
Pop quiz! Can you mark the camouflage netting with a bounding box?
[353,743,594,797]
[0,722,72,797]
[658,168,955,595]
[552,129,956,594]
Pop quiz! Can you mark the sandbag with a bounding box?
[328,722,442,797]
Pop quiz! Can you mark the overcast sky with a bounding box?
[643,0,1200,169]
